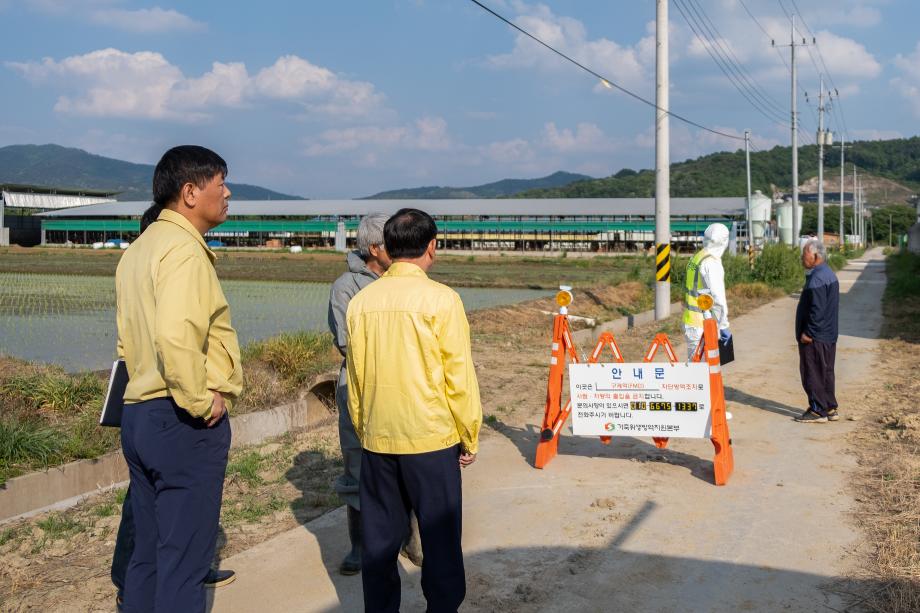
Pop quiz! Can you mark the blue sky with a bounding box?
[0,0,917,198]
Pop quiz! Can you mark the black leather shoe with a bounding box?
[205,569,236,588]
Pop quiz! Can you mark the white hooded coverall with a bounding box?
[684,223,731,360]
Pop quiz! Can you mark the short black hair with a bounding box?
[141,145,228,232]
[384,208,438,259]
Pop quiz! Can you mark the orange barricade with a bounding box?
[534,309,734,486]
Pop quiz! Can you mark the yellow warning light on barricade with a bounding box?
[556,288,573,308]
[697,294,714,311]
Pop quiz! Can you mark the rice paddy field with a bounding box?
[0,272,550,371]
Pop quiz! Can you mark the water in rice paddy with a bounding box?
[0,273,550,372]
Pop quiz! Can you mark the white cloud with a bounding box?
[18,1,202,33]
[7,48,385,122]
[479,138,535,164]
[487,2,653,91]
[542,122,619,153]
[820,5,882,28]
[304,117,451,158]
[813,30,881,81]
[892,42,920,117]
[254,55,384,118]
[91,7,204,33]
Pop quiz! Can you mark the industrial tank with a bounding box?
[748,190,772,245]
[775,200,803,245]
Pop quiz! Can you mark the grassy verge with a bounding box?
[846,250,920,612]
[0,332,339,486]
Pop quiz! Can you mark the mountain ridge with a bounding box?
[364,170,593,199]
[514,137,920,205]
[0,144,302,201]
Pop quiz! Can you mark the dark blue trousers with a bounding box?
[360,445,465,613]
[120,397,230,613]
[799,340,838,415]
[111,485,135,596]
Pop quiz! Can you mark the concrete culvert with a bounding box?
[305,375,338,428]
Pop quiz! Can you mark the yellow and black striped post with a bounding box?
[655,243,671,282]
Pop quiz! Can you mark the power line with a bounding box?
[467,0,746,142]
[674,0,790,129]
[683,0,788,117]
[735,0,816,145]
[782,0,851,141]
[739,0,791,72]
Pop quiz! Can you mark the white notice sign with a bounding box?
[569,363,712,439]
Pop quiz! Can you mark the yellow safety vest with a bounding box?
[682,249,712,328]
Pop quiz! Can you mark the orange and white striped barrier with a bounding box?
[534,289,734,486]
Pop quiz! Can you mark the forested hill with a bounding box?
[0,144,301,201]
[364,170,592,199]
[515,136,920,203]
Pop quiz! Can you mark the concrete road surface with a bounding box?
[212,248,887,613]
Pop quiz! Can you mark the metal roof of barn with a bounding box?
[39,197,747,218]
[0,183,119,197]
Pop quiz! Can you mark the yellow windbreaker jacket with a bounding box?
[346,262,482,455]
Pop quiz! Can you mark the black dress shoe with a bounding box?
[205,569,236,588]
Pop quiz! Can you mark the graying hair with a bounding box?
[803,238,827,261]
[357,213,389,257]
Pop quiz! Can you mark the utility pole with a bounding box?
[745,129,753,248]
[858,178,864,246]
[654,0,670,321]
[773,18,808,244]
[852,165,858,246]
[816,77,826,243]
[838,136,847,249]
[791,16,800,243]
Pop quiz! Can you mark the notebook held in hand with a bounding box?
[99,359,128,427]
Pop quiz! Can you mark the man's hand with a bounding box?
[800,333,813,345]
[207,391,226,427]
[719,329,732,342]
[459,451,477,468]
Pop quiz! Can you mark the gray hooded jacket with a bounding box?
[327,250,380,357]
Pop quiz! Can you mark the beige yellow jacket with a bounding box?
[115,208,243,419]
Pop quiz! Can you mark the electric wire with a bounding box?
[673,0,791,132]
[735,0,816,145]
[683,0,788,117]
[467,0,746,142]
[783,0,851,141]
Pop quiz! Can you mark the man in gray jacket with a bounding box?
[327,213,421,575]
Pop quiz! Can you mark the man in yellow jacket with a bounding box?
[115,145,243,613]
[346,208,482,613]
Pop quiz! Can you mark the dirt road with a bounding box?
[211,249,887,613]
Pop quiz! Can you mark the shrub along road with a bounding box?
[211,249,888,612]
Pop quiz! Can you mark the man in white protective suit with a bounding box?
[682,223,731,360]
